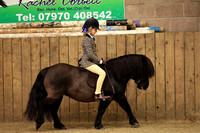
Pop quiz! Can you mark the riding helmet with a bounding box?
[82,17,100,30]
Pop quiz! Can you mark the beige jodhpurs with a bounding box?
[85,64,106,94]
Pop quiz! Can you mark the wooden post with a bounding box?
[3,38,13,122]
[195,32,200,120]
[31,38,41,85]
[155,33,165,120]
[22,38,31,120]
[185,32,195,121]
[146,33,156,121]
[126,34,137,120]
[50,37,59,66]
[106,35,118,121]
[69,36,79,122]
[59,37,70,122]
[175,32,185,120]
[0,38,3,122]
[136,34,146,120]
[12,38,23,121]
[165,32,175,120]
[40,37,50,69]
[116,35,127,121]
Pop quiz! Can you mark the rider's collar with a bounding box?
[86,33,95,41]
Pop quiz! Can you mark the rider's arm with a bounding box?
[82,39,101,64]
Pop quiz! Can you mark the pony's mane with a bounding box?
[106,54,154,80]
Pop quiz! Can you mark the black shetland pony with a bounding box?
[25,54,154,130]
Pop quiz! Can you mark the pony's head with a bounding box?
[134,76,149,90]
[130,55,154,90]
[106,54,154,90]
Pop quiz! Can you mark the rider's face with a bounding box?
[89,28,97,36]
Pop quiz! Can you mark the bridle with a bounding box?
[135,79,141,84]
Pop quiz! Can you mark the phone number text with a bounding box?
[16,11,112,22]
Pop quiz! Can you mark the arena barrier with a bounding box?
[0,31,199,122]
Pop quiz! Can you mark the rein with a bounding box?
[103,63,115,95]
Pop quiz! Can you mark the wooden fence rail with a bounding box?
[0,32,200,122]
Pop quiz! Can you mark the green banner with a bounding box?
[0,0,124,23]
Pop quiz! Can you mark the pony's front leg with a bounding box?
[114,95,139,128]
[95,100,111,129]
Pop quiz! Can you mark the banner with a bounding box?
[0,0,124,23]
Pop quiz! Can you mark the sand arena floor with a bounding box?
[0,121,200,133]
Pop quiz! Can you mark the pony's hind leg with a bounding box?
[35,100,46,130]
[50,96,66,130]
[35,96,65,130]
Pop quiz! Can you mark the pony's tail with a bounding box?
[24,67,49,121]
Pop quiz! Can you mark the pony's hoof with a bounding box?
[55,126,67,130]
[95,124,104,129]
[36,123,42,130]
[54,123,66,130]
[59,126,67,130]
[132,122,140,128]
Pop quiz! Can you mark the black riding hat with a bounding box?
[82,17,100,30]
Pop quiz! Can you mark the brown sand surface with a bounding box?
[0,121,200,133]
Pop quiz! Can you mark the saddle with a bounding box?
[87,72,98,88]
[78,67,98,88]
